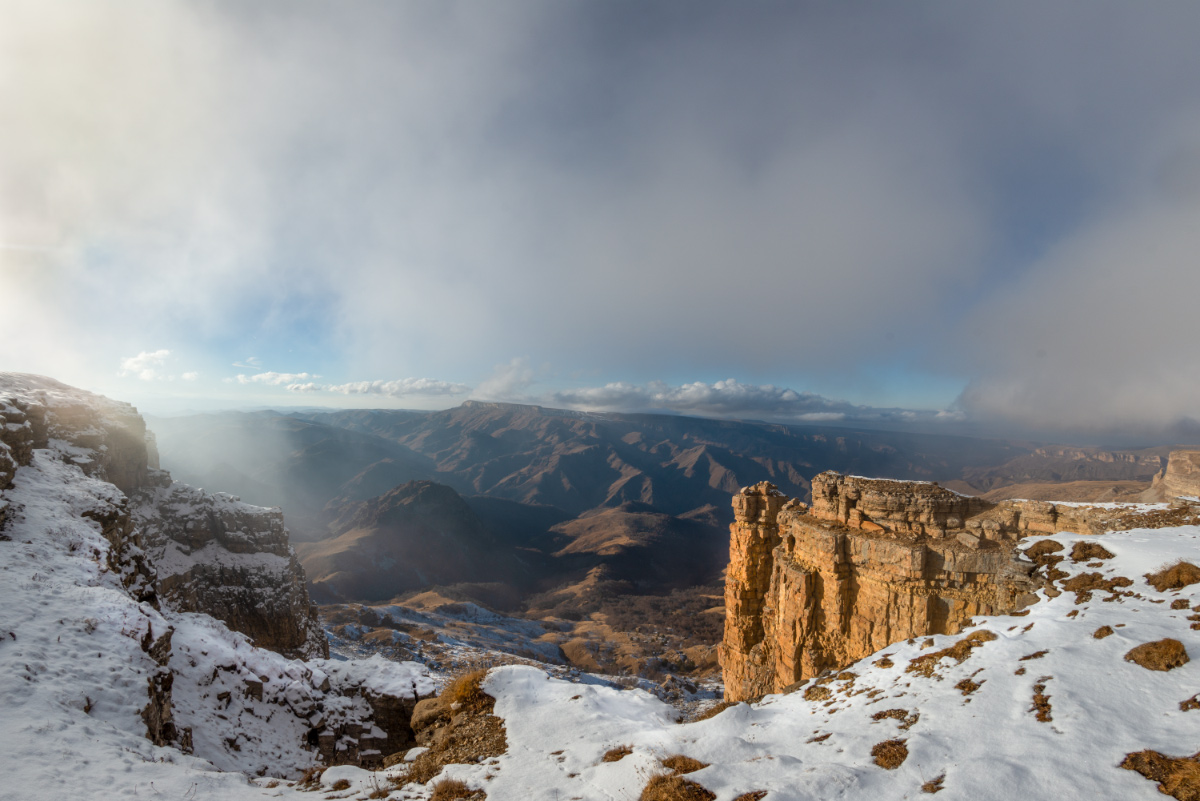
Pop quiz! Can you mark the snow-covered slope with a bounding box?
[441,525,1200,801]
[0,375,435,798]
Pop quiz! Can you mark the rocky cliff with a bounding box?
[720,474,1166,701]
[0,373,431,774]
[1145,450,1200,501]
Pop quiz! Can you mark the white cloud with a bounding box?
[286,377,470,397]
[232,357,262,369]
[118,350,171,381]
[235,371,319,386]
[180,371,199,381]
[548,378,947,424]
[473,358,536,401]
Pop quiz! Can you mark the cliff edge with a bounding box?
[721,472,1199,701]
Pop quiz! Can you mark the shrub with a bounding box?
[661,754,708,774]
[640,773,716,801]
[871,739,908,769]
[602,745,633,763]
[1147,561,1200,592]
[1126,639,1190,671]
[430,778,472,801]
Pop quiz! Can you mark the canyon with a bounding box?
[721,459,1200,701]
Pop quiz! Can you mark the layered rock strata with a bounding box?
[720,475,1124,701]
[133,480,327,659]
[0,373,436,773]
[1146,450,1200,501]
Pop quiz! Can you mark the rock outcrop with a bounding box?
[0,373,432,775]
[1145,450,1200,501]
[133,479,328,659]
[720,474,1138,701]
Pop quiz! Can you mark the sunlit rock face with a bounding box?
[718,474,1139,701]
[1146,450,1200,501]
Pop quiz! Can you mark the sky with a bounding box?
[2,1,1199,443]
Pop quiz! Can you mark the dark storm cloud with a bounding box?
[3,1,1200,436]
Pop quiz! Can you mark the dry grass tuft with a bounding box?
[806,732,831,743]
[1093,625,1114,639]
[871,739,908,769]
[803,685,832,702]
[602,745,633,763]
[1019,650,1048,661]
[1026,539,1064,559]
[874,656,894,669]
[639,773,716,801]
[1173,599,1192,610]
[1121,750,1200,800]
[921,774,946,794]
[955,678,983,696]
[1030,676,1053,722]
[330,778,352,791]
[906,630,997,678]
[692,701,735,722]
[1071,541,1115,562]
[1147,561,1200,593]
[1182,695,1200,712]
[430,778,472,801]
[1126,639,1190,671]
[661,755,708,775]
[1061,572,1133,602]
[871,708,920,729]
[732,792,768,801]
[446,669,491,711]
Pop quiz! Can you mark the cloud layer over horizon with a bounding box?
[3,1,1200,441]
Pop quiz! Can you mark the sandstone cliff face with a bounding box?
[719,475,1133,701]
[1145,450,1200,500]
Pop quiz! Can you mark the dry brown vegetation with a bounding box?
[446,669,491,711]
[602,745,633,763]
[907,630,997,678]
[1183,695,1200,712]
[692,701,736,722]
[430,778,473,801]
[732,793,768,801]
[330,778,352,791]
[1070,541,1114,562]
[871,739,908,769]
[1093,625,1114,639]
[1147,561,1200,592]
[1125,638,1190,671]
[955,677,983,696]
[1173,599,1192,609]
[871,709,920,729]
[1030,677,1053,722]
[803,685,832,701]
[1060,572,1133,602]
[1121,750,1200,800]
[639,773,717,801]
[661,755,708,775]
[874,656,894,668]
[921,774,946,793]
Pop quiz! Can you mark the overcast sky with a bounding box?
[2,1,1199,442]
